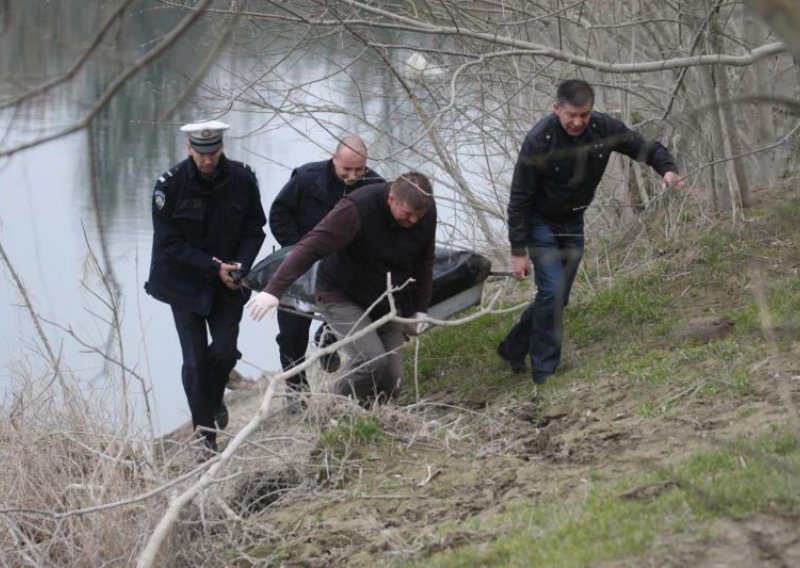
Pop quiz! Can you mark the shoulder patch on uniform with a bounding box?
[154,189,166,211]
[157,169,174,186]
[231,159,255,174]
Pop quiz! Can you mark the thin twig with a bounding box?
[0,239,69,397]
[0,0,215,158]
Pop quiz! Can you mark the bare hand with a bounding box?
[662,171,686,191]
[409,312,429,336]
[510,255,531,281]
[219,262,241,290]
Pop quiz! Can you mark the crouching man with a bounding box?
[249,172,436,405]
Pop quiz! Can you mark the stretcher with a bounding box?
[242,246,493,321]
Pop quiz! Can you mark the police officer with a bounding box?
[146,120,266,460]
[268,135,384,395]
[499,80,685,385]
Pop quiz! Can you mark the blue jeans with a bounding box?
[502,213,584,378]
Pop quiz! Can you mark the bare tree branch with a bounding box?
[745,0,800,57]
[0,0,215,158]
[0,0,136,110]
[0,239,69,398]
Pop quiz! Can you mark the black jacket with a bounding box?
[507,111,678,254]
[317,183,437,317]
[265,183,436,318]
[145,155,266,315]
[269,159,384,246]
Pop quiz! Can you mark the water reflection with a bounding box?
[1,0,448,435]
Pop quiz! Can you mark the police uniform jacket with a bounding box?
[145,155,266,315]
[269,159,384,246]
[265,183,436,319]
[507,111,679,255]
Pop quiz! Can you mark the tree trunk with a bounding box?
[745,0,800,58]
[711,13,753,207]
[696,64,727,211]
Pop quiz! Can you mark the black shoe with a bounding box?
[286,379,309,394]
[532,371,552,385]
[497,342,526,374]
[195,435,218,463]
[214,402,229,430]
[319,350,341,373]
[285,390,308,415]
[285,381,309,414]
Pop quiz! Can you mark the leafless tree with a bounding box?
[2,1,800,563]
[3,1,797,246]
[141,0,797,246]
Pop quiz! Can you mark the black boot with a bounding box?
[315,323,341,373]
[285,381,309,414]
[214,402,229,430]
[194,433,218,463]
[497,341,526,374]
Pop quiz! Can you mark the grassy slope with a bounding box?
[241,183,800,567]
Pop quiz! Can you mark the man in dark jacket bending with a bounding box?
[268,135,384,394]
[499,79,685,385]
[249,172,435,404]
[145,120,266,459]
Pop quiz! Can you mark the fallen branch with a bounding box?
[137,274,405,567]
[416,465,442,487]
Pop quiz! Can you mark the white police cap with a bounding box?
[180,120,230,154]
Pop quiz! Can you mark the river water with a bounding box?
[0,1,433,435]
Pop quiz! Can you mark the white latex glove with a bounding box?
[411,312,429,335]
[247,292,280,321]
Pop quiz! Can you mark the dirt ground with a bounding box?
[201,346,798,567]
[162,183,800,565]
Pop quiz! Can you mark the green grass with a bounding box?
[399,195,800,566]
[693,232,754,274]
[565,329,766,417]
[415,430,800,567]
[772,195,800,228]
[406,311,529,401]
[318,415,384,459]
[568,270,674,346]
[734,278,800,339]
[412,312,512,376]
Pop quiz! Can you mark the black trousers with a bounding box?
[171,291,242,441]
[276,310,339,389]
[276,309,312,389]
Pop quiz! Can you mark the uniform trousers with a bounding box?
[171,289,242,442]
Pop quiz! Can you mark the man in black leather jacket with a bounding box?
[268,135,384,394]
[499,80,685,385]
[146,120,266,459]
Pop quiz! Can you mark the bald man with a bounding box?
[268,135,384,395]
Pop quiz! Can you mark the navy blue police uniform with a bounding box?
[268,159,384,390]
[146,154,266,444]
